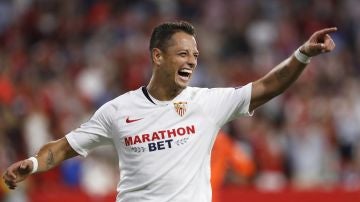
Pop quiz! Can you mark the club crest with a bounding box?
[173,102,187,117]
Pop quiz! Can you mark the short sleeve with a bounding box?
[198,83,253,127]
[65,101,115,157]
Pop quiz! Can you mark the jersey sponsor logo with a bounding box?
[173,101,187,117]
[126,116,143,123]
[123,125,196,152]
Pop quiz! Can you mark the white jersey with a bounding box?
[65,83,253,202]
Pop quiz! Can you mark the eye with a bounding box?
[179,52,187,57]
[194,54,199,59]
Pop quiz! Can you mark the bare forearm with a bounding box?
[250,55,307,110]
[264,55,306,95]
[35,138,78,172]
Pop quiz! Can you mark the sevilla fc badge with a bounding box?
[173,102,187,117]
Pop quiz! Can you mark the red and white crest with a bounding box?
[173,102,187,117]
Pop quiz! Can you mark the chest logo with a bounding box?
[126,117,143,123]
[173,101,187,117]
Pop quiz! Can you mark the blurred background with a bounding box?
[1,0,360,202]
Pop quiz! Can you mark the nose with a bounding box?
[187,55,197,68]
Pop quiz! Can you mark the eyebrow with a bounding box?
[178,49,200,55]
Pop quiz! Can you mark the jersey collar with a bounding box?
[141,86,156,105]
[141,86,187,106]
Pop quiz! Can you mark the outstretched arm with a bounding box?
[2,137,78,189]
[250,27,337,111]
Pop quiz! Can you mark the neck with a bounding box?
[146,78,184,101]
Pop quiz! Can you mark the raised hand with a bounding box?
[300,27,337,57]
[2,159,34,189]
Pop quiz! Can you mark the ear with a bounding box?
[151,48,163,66]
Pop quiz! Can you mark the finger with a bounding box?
[4,179,17,189]
[3,173,15,183]
[20,161,27,169]
[8,184,17,189]
[6,170,17,180]
[314,27,338,37]
[330,38,336,50]
[322,35,335,51]
[3,170,16,180]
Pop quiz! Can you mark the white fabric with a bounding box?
[65,83,253,202]
[294,48,311,64]
[28,157,38,174]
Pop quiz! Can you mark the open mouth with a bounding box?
[178,69,192,79]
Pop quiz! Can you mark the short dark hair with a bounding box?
[149,21,196,52]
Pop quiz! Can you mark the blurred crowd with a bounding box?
[1,0,360,201]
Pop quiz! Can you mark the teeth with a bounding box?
[179,69,192,74]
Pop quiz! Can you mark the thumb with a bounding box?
[18,161,31,175]
[311,43,325,50]
[306,43,325,56]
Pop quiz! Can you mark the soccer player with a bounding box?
[3,21,336,202]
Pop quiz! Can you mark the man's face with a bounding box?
[157,32,199,89]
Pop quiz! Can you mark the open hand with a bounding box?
[300,27,337,57]
[2,159,33,189]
